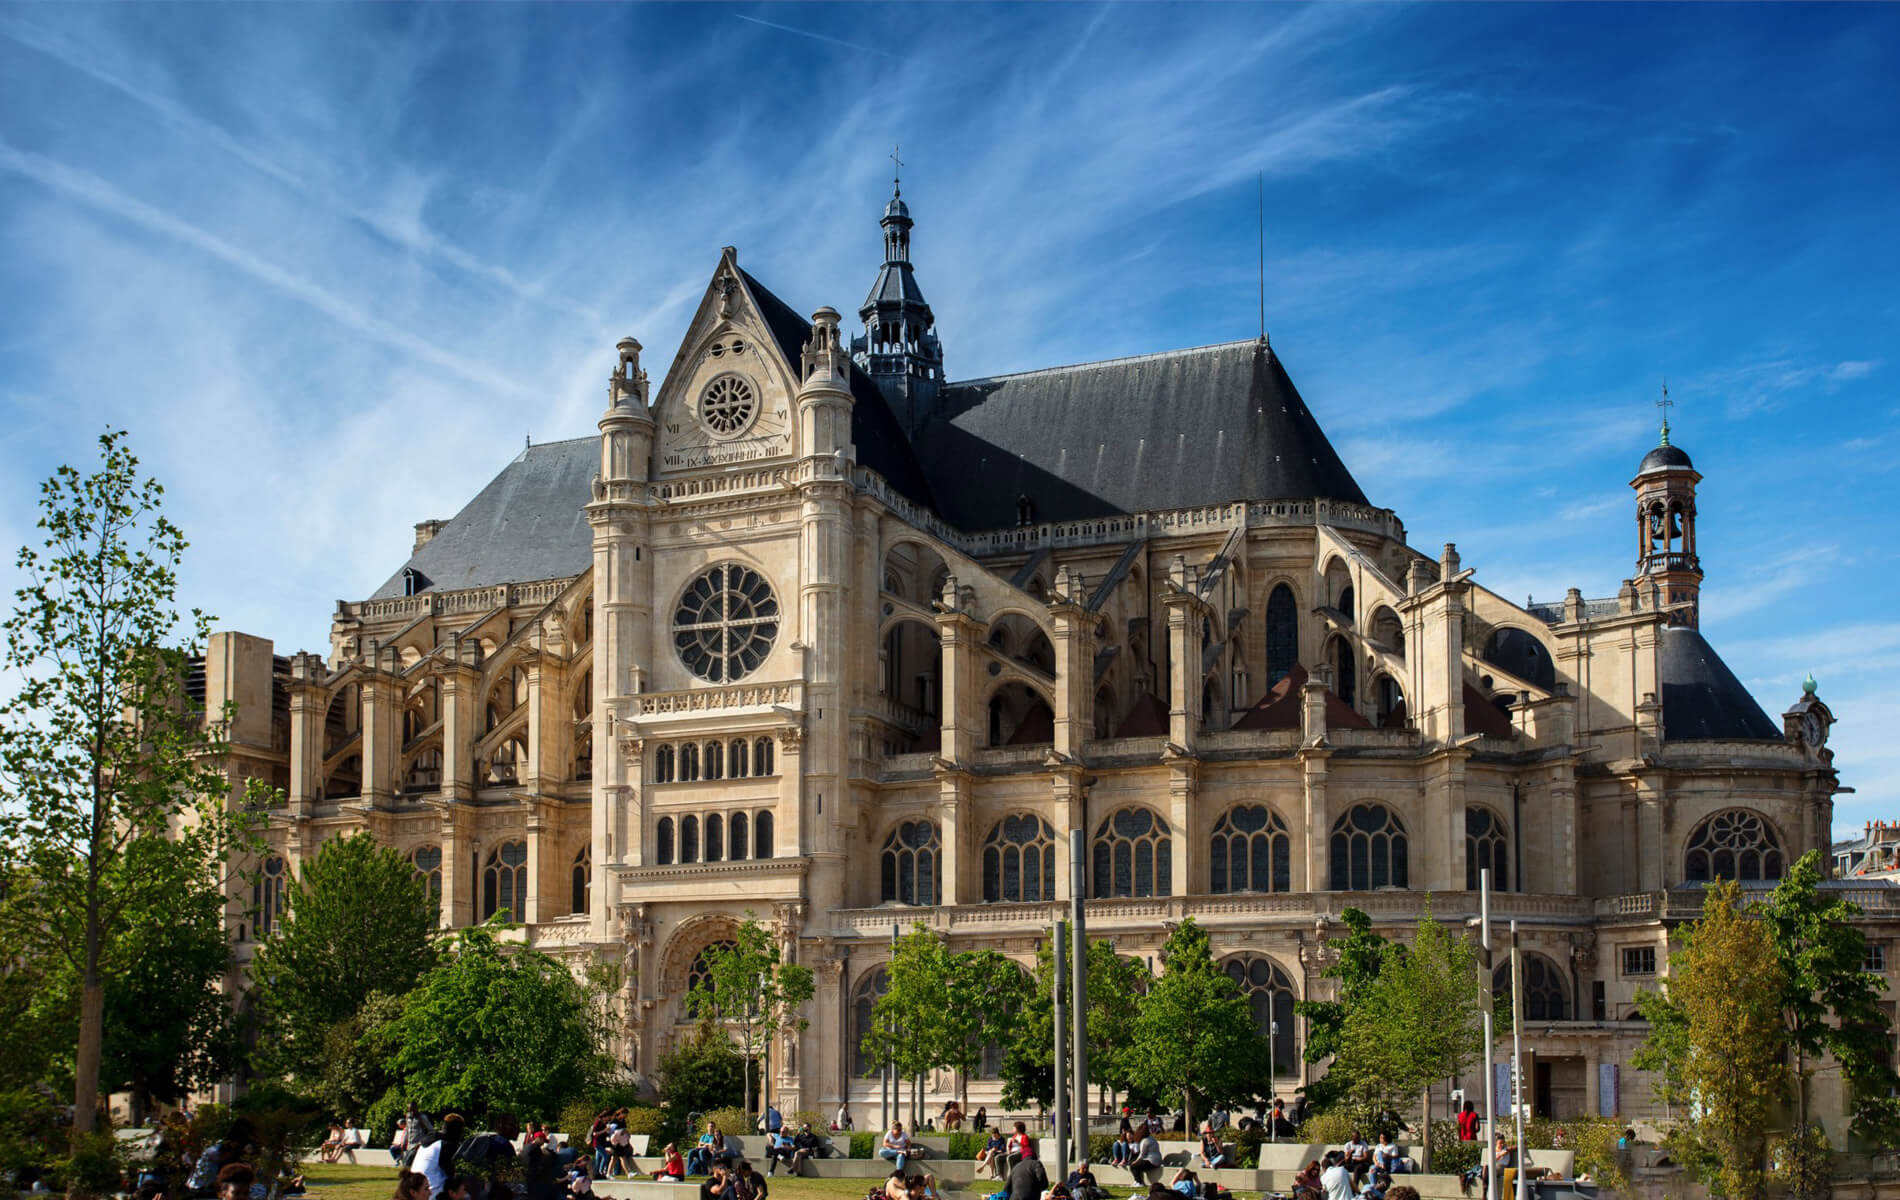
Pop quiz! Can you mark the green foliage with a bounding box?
[946,1131,985,1159]
[1425,1122,1480,1177]
[378,926,609,1123]
[1001,936,1147,1109]
[252,833,438,1080]
[0,429,262,1131]
[658,1019,751,1134]
[1656,879,1788,1200]
[233,1079,327,1179]
[703,1107,751,1137]
[1126,918,1270,1131]
[1761,850,1900,1147]
[1294,908,1388,1114]
[625,1106,669,1136]
[686,915,815,1118]
[1230,1125,1264,1169]
[849,1132,876,1159]
[1768,1123,1832,1199]
[1567,1118,1631,1196]
[1299,1109,1357,1144]
[1086,1133,1117,1165]
[0,1088,63,1184]
[54,1131,125,1198]
[862,925,951,1084]
[311,990,404,1124]
[1331,903,1484,1154]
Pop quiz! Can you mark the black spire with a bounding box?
[853,159,944,438]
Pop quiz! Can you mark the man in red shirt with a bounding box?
[1456,1101,1481,1142]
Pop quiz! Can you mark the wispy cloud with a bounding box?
[732,13,909,60]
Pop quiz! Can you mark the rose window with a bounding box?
[698,374,757,436]
[673,563,778,682]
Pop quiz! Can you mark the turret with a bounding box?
[851,170,945,437]
[599,336,653,486]
[1631,392,1702,627]
[799,307,856,465]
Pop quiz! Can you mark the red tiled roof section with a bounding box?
[1231,664,1371,731]
[1463,682,1516,738]
[1114,691,1169,738]
[1005,701,1056,745]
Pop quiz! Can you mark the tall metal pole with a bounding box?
[1510,920,1527,1200]
[1070,829,1090,1159]
[1482,871,1497,1200]
[1053,918,1070,1177]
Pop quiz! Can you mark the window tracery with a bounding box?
[982,814,1056,903]
[1329,803,1408,890]
[1210,805,1290,894]
[1091,807,1172,898]
[1685,809,1784,882]
[880,820,941,905]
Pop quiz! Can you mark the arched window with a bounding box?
[679,742,700,782]
[656,817,675,865]
[1222,955,1298,1074]
[1091,807,1172,899]
[1685,809,1785,882]
[689,941,736,999]
[755,737,775,776]
[1331,636,1356,707]
[680,815,700,863]
[1494,955,1568,1021]
[982,814,1057,903]
[1329,803,1408,891]
[730,812,749,860]
[410,845,443,909]
[1338,585,1355,626]
[852,968,890,1077]
[705,741,724,780]
[706,813,724,862]
[730,738,749,778]
[1266,584,1299,686]
[254,855,287,936]
[1466,807,1510,892]
[756,810,775,859]
[655,744,675,784]
[572,845,591,915]
[880,820,941,906]
[1210,805,1291,894]
[483,840,528,921]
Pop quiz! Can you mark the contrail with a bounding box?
[732,14,908,60]
[0,139,536,400]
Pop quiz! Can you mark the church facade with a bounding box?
[207,187,1884,1132]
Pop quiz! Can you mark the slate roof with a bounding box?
[918,339,1368,530]
[737,268,936,510]
[1639,443,1694,473]
[368,437,597,600]
[1658,625,1782,741]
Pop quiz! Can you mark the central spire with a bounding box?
[853,163,944,438]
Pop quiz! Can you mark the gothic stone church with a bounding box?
[209,188,1876,1131]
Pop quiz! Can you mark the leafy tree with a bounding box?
[939,949,1032,1104]
[862,924,952,1094]
[1001,937,1147,1110]
[1294,907,1388,1113]
[251,832,437,1079]
[1127,918,1270,1133]
[658,1018,751,1135]
[1641,879,1787,1200]
[686,916,813,1120]
[1333,904,1483,1168]
[377,926,608,1123]
[312,991,404,1127]
[1759,850,1900,1162]
[0,430,257,1133]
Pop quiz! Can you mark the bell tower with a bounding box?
[851,149,945,437]
[1631,389,1702,627]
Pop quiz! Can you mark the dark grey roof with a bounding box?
[369,438,596,600]
[916,339,1368,530]
[737,268,936,509]
[1659,625,1782,741]
[864,260,930,309]
[1640,443,1694,472]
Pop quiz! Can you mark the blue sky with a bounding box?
[1,4,1895,836]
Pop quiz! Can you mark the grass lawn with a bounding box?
[297,1162,1206,1200]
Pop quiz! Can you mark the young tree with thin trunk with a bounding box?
[0,430,254,1137]
[1128,917,1269,1135]
[689,915,814,1122]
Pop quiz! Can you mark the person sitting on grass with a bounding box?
[1359,1169,1391,1200]
[732,1160,767,1200]
[883,1168,910,1200]
[907,1172,943,1200]
[1065,1161,1107,1200]
[656,1145,686,1182]
[1291,1161,1322,1200]
[1169,1168,1200,1198]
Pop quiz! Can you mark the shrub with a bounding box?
[53,1131,125,1200]
[850,1132,877,1159]
[947,1132,984,1160]
[557,1101,602,1146]
[0,1090,62,1189]
[1424,1121,1480,1176]
[791,1111,827,1135]
[1576,1119,1636,1196]
[624,1106,668,1136]
[703,1107,751,1138]
[1299,1109,1356,1145]
[1231,1126,1264,1169]
[1087,1133,1117,1164]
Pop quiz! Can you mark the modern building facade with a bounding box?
[205,186,1884,1135]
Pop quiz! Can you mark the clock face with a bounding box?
[1803,711,1825,747]
[658,338,794,471]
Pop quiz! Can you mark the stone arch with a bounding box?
[1329,802,1408,891]
[985,612,1055,676]
[1465,804,1510,891]
[1220,954,1299,1074]
[1091,805,1173,898]
[1264,581,1300,687]
[1371,672,1406,727]
[1369,605,1404,657]
[1209,803,1291,894]
[1321,556,1354,623]
[986,679,1054,747]
[1481,626,1557,692]
[1494,952,1569,1021]
[882,537,951,607]
[659,913,745,998]
[878,615,943,726]
[850,966,891,1078]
